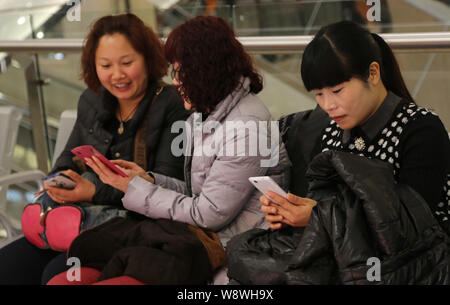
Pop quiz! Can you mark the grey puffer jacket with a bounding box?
[123,78,291,245]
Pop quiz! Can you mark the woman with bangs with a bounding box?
[259,20,449,235]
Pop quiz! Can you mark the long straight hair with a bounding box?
[301,21,414,103]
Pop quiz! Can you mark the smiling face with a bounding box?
[95,33,148,104]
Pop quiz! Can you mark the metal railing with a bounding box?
[0,32,450,53]
[0,32,449,173]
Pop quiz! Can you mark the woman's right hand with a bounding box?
[110,159,154,183]
[44,170,96,204]
[260,192,317,230]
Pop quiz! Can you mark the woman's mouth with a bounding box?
[113,83,131,92]
[332,115,346,123]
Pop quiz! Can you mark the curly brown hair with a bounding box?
[164,16,263,114]
[81,13,168,93]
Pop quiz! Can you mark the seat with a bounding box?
[51,110,77,166]
[0,109,77,248]
[0,106,27,246]
[0,106,23,204]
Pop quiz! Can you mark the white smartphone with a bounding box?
[43,172,77,190]
[248,176,287,202]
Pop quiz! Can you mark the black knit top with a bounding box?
[319,91,450,233]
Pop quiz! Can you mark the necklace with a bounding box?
[117,103,140,135]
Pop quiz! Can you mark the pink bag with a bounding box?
[21,191,126,252]
[22,202,83,251]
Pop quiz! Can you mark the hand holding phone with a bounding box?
[248,176,287,202]
[43,172,77,190]
[71,145,128,177]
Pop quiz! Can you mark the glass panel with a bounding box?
[0,51,45,224]
[30,5,124,39]
[251,49,450,131]
[251,53,316,120]
[0,53,39,171]
[1,1,449,41]
[38,51,84,149]
[232,0,450,36]
[0,12,33,40]
[0,2,67,40]
[396,50,450,129]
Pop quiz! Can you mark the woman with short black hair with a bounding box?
[261,20,449,235]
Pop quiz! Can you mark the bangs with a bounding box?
[301,36,352,91]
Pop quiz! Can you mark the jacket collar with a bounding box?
[342,91,402,145]
[203,77,251,124]
[97,80,159,133]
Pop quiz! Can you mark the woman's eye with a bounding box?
[315,92,323,97]
[123,61,132,66]
[333,88,343,94]
[100,64,110,68]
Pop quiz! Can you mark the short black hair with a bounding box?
[301,21,377,91]
[300,21,414,103]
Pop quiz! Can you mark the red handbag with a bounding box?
[22,199,84,251]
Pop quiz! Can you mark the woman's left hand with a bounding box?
[262,192,317,228]
[44,170,95,204]
[85,156,151,192]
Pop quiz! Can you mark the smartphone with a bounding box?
[248,176,287,202]
[71,145,128,177]
[43,172,77,190]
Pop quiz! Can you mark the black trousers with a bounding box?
[0,237,69,285]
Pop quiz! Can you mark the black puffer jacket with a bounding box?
[227,151,449,284]
[52,81,191,206]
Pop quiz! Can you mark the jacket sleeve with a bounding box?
[150,86,191,181]
[91,178,125,206]
[398,115,450,220]
[150,171,188,195]
[122,119,270,231]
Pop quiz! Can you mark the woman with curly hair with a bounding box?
[48,16,291,285]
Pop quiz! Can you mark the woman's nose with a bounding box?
[322,95,337,112]
[112,67,125,80]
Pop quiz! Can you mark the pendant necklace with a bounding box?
[118,103,139,135]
